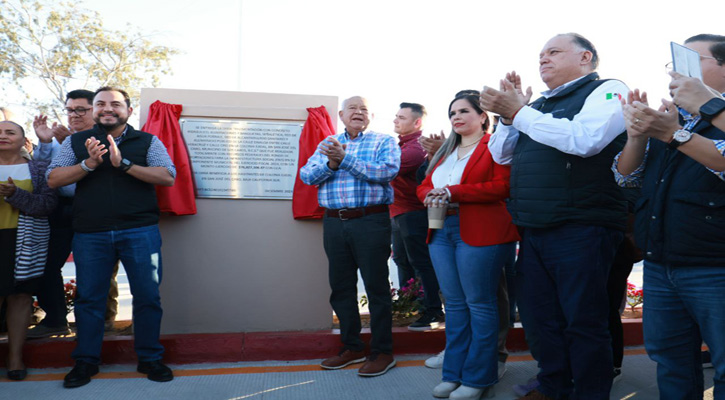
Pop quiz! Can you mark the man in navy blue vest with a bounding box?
[481,33,629,400]
[615,34,725,399]
[47,87,176,388]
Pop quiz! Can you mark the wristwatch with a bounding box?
[669,129,693,148]
[119,158,133,172]
[80,159,95,173]
[699,97,725,123]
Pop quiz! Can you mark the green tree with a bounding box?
[0,0,177,119]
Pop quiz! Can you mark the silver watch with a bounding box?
[670,129,693,148]
[80,159,96,172]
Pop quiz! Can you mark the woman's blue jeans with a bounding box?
[428,215,515,388]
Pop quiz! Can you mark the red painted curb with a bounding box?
[3,321,643,368]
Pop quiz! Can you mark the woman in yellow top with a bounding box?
[0,121,57,380]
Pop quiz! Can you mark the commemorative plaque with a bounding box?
[180,118,303,199]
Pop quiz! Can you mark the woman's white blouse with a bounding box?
[431,146,474,189]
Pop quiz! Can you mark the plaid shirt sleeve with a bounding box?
[707,139,725,181]
[46,138,79,180]
[147,136,177,178]
[611,140,649,188]
[339,134,400,183]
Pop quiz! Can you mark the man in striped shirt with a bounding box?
[301,96,400,377]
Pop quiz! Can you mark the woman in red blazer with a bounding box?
[418,90,519,400]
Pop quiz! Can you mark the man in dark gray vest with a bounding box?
[480,33,628,400]
[47,87,176,388]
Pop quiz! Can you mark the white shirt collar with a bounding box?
[541,75,588,99]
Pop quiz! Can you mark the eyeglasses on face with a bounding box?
[65,107,92,116]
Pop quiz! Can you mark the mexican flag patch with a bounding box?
[606,93,622,100]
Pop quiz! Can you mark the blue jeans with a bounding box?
[71,225,165,364]
[428,215,515,388]
[643,261,725,400]
[520,224,622,400]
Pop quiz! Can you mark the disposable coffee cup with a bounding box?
[427,205,447,229]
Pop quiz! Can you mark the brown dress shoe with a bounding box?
[358,353,396,377]
[320,349,366,370]
[521,389,556,400]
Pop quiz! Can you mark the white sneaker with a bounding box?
[498,361,506,380]
[425,350,445,369]
[612,368,622,384]
[513,376,539,397]
[433,382,460,398]
[450,384,495,399]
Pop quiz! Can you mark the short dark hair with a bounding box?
[94,86,131,107]
[560,33,599,70]
[65,89,95,105]
[0,120,25,137]
[685,34,725,64]
[399,102,427,119]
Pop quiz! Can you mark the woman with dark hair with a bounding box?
[0,121,56,380]
[418,91,519,399]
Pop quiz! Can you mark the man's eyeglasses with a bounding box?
[65,107,92,116]
[666,55,724,72]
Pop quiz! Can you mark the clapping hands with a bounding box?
[319,137,347,169]
[622,89,680,142]
[0,177,17,198]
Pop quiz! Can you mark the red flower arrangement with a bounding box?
[64,279,77,314]
[626,281,643,312]
[360,278,425,318]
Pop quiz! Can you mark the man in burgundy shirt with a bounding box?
[390,102,444,331]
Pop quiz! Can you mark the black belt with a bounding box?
[446,207,459,216]
[325,205,389,220]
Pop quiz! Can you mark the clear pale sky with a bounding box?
[6,0,724,134]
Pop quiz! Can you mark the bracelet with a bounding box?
[509,106,525,122]
[80,159,95,173]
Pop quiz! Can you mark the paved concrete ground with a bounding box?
[0,349,716,399]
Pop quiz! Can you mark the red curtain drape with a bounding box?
[142,100,197,216]
[292,106,335,219]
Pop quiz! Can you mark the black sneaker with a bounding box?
[408,312,445,331]
[703,351,714,369]
[63,360,99,388]
[138,360,174,382]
